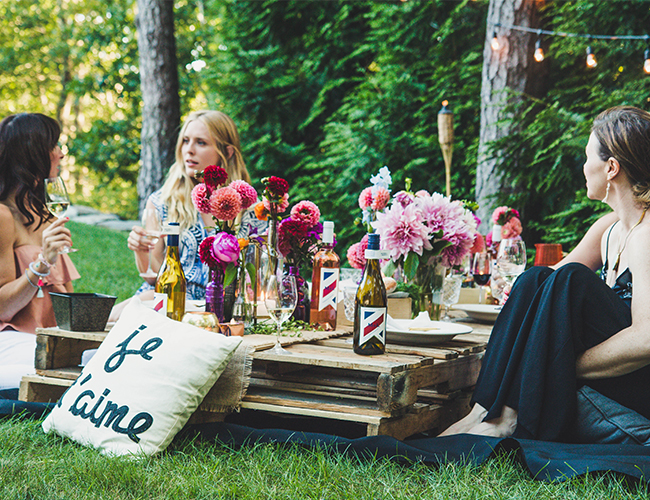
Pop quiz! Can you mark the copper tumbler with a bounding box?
[534,243,563,267]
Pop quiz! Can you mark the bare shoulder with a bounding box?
[0,204,17,244]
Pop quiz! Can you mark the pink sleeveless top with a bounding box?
[0,245,81,334]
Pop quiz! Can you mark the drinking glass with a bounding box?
[471,252,491,304]
[496,239,527,300]
[441,272,463,321]
[139,208,163,279]
[264,272,298,355]
[44,176,77,253]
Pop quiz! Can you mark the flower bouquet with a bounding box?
[191,165,258,320]
[373,181,478,320]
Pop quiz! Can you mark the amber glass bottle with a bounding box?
[154,222,187,321]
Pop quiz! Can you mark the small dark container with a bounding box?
[50,292,117,332]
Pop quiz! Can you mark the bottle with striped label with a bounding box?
[310,221,340,330]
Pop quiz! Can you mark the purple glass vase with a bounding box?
[205,267,225,323]
[284,263,310,323]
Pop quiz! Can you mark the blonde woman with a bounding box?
[127,110,263,300]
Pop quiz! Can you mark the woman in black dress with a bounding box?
[441,106,650,441]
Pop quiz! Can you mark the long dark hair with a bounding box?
[0,113,60,227]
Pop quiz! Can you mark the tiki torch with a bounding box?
[438,100,454,197]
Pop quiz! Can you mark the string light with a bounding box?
[490,31,500,51]
[586,45,597,68]
[490,22,650,73]
[534,38,545,62]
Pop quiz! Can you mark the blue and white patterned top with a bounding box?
[136,189,267,300]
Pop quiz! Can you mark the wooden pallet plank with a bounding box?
[35,335,102,371]
[317,338,459,360]
[253,343,425,374]
[19,374,72,403]
[36,367,82,380]
[35,327,108,341]
[413,353,484,393]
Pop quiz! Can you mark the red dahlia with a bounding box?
[265,176,290,196]
[203,165,228,188]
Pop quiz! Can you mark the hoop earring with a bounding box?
[602,182,610,203]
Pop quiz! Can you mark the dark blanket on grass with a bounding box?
[3,391,650,483]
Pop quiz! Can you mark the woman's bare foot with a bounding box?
[438,403,488,437]
[467,405,517,438]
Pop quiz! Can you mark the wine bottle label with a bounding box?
[364,249,390,260]
[318,267,339,311]
[358,306,386,346]
[152,293,168,316]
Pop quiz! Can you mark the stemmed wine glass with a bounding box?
[264,272,298,355]
[496,239,527,301]
[441,271,463,322]
[471,252,491,304]
[44,176,77,253]
[139,208,163,279]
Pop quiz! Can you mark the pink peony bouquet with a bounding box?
[486,205,523,246]
[277,201,329,269]
[191,165,258,282]
[373,189,478,277]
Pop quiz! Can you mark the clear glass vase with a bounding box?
[414,260,446,321]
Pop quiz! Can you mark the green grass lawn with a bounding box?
[1,222,649,498]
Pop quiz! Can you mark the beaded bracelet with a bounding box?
[25,269,44,298]
[28,260,51,277]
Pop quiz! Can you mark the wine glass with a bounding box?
[264,272,298,355]
[441,272,463,321]
[139,208,163,279]
[471,252,492,304]
[496,239,527,301]
[44,176,77,253]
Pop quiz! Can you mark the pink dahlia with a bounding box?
[492,206,520,225]
[371,186,390,211]
[373,203,431,262]
[210,186,242,220]
[277,218,309,256]
[501,217,523,239]
[470,233,486,254]
[229,180,257,210]
[394,191,415,208]
[203,165,228,188]
[358,187,373,210]
[291,200,320,227]
[263,193,289,214]
[191,184,212,214]
[347,243,364,270]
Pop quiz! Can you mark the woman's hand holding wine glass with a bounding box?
[138,208,163,279]
[264,272,298,355]
[44,176,77,253]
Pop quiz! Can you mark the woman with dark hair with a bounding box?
[441,106,650,442]
[0,113,80,390]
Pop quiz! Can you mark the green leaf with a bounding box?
[224,264,238,287]
[382,259,397,278]
[403,252,419,280]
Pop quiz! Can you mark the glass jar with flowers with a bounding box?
[191,165,258,322]
[373,181,478,321]
[254,176,291,277]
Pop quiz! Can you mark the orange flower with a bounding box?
[254,201,268,221]
[238,238,249,250]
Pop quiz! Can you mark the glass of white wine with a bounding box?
[139,208,163,279]
[44,176,77,253]
[264,272,297,355]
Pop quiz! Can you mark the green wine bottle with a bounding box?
[154,222,187,321]
[353,233,387,355]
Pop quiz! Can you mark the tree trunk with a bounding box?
[476,0,546,231]
[135,0,180,214]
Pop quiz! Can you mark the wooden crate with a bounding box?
[21,326,489,439]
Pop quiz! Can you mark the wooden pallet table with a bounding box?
[20,321,490,439]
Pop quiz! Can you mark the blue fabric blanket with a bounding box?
[4,392,650,483]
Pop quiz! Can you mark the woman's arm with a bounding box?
[0,209,71,322]
[576,225,650,379]
[127,200,164,284]
[552,211,618,271]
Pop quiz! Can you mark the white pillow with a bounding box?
[42,297,242,456]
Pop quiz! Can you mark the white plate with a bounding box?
[452,304,502,322]
[386,318,472,346]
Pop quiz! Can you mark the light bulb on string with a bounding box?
[644,48,650,74]
[491,31,500,51]
[534,38,545,62]
[586,45,597,68]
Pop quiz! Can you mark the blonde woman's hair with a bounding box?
[160,110,251,233]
